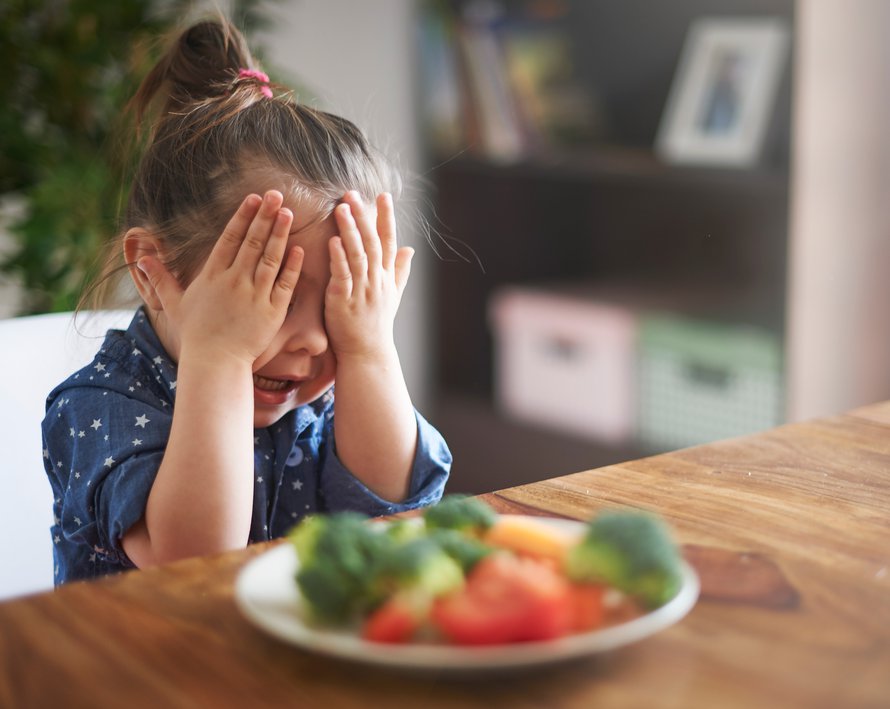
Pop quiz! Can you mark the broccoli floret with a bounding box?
[423,494,496,536]
[426,527,493,573]
[564,511,684,608]
[371,537,465,601]
[288,514,328,564]
[289,512,468,624]
[288,512,388,623]
[382,518,425,545]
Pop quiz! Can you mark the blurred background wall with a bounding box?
[786,0,890,421]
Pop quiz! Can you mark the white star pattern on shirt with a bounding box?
[94,362,106,373]
[78,431,85,438]
[256,476,264,483]
[43,448,49,459]
[104,456,115,468]
[132,438,143,446]
[153,356,163,365]
[74,472,80,479]
[292,480,303,491]
[74,517,82,526]
[69,427,75,437]
[90,419,102,430]
[132,348,141,356]
[135,414,150,428]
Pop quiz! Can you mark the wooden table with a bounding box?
[2,402,889,708]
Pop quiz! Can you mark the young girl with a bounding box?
[42,20,451,584]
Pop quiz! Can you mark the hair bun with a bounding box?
[173,21,252,102]
[131,20,255,122]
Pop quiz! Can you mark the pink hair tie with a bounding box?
[237,68,273,99]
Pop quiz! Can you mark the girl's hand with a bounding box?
[325,192,418,501]
[325,191,414,363]
[138,190,304,365]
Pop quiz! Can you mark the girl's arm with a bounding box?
[122,191,302,566]
[324,192,417,503]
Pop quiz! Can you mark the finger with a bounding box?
[333,202,368,284]
[233,190,284,271]
[137,255,183,311]
[326,236,353,299]
[344,191,383,271]
[207,194,263,271]
[394,247,414,298]
[255,207,293,292]
[377,192,397,270]
[271,245,304,310]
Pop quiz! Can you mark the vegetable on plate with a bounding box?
[286,495,685,645]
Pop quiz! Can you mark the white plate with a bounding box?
[234,517,699,673]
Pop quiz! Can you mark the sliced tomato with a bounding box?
[431,552,573,645]
[362,596,423,643]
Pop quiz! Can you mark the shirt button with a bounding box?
[285,446,304,467]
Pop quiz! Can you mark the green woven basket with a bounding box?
[637,315,784,451]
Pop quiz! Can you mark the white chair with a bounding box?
[0,309,133,599]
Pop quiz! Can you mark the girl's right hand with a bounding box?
[137,190,304,365]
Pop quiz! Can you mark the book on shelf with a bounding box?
[452,13,527,162]
[499,19,600,150]
[416,2,465,157]
[417,0,599,162]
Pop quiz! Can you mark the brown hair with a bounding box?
[85,19,400,307]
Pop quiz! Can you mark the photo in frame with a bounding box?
[655,17,790,167]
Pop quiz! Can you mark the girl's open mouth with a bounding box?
[253,374,300,405]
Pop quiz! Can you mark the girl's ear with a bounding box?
[123,228,165,312]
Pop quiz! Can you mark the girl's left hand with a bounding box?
[324,191,413,362]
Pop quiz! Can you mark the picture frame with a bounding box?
[655,17,790,167]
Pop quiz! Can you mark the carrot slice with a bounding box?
[483,515,579,563]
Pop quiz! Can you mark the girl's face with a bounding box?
[249,193,337,428]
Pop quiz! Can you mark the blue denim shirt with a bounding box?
[42,309,450,584]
